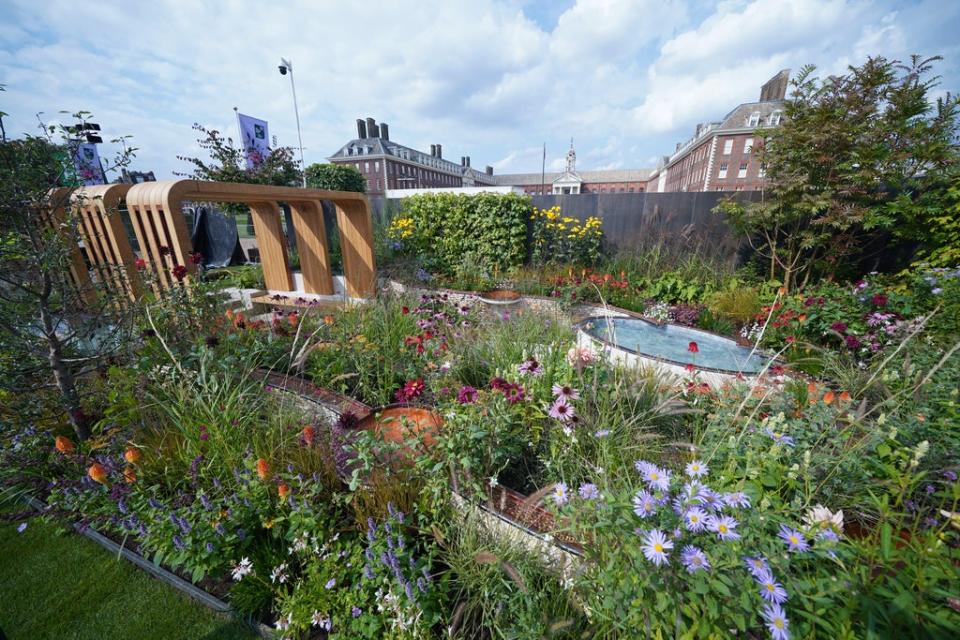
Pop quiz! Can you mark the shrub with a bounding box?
[388,193,529,275]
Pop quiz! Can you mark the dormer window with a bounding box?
[768,110,783,126]
[747,112,760,127]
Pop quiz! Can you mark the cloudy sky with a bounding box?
[1,0,958,178]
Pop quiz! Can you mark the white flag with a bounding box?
[237,113,270,169]
[72,142,105,185]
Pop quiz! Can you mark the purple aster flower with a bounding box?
[765,428,795,447]
[549,397,576,422]
[706,515,740,540]
[551,383,580,400]
[634,459,657,475]
[352,606,362,618]
[552,482,569,506]
[680,545,710,573]
[744,556,771,579]
[723,491,751,509]
[942,470,957,482]
[778,525,810,552]
[761,603,790,640]
[633,490,658,518]
[518,358,543,376]
[578,483,600,500]
[594,429,610,438]
[684,507,708,532]
[757,572,788,604]
[325,578,336,589]
[698,486,724,511]
[640,529,673,566]
[685,460,708,478]
[643,466,672,492]
[16,522,27,534]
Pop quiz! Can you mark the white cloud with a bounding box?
[0,0,956,178]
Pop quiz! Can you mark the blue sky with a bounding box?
[1,0,958,178]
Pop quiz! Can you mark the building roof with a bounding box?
[329,137,464,175]
[494,168,653,186]
[717,99,784,131]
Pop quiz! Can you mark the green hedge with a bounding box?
[388,193,529,275]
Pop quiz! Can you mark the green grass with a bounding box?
[0,510,259,640]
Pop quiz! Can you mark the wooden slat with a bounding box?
[249,201,293,291]
[289,200,334,295]
[47,188,97,306]
[335,199,376,298]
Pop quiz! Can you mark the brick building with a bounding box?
[495,141,651,194]
[328,117,494,195]
[647,70,789,193]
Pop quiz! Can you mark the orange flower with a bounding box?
[124,446,142,464]
[839,390,851,402]
[256,458,270,480]
[778,287,786,296]
[233,312,246,329]
[288,312,299,327]
[278,483,290,499]
[225,309,234,320]
[798,314,807,322]
[123,467,137,484]
[323,314,335,326]
[55,435,75,454]
[823,391,835,405]
[302,425,316,446]
[88,463,108,486]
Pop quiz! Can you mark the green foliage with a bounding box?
[389,192,529,275]
[718,55,960,290]
[177,123,301,187]
[707,286,762,325]
[304,162,366,193]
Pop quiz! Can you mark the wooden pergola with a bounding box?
[61,180,377,302]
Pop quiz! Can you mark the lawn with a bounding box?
[0,509,258,640]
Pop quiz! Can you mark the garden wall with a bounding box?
[375,191,761,258]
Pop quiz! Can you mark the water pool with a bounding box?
[580,316,770,375]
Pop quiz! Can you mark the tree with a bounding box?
[304,163,366,193]
[716,55,960,290]
[177,123,301,187]
[0,106,136,441]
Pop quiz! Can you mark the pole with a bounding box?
[540,142,546,196]
[285,61,307,187]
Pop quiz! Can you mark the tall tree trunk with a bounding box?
[38,279,89,441]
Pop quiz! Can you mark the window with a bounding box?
[759,163,767,178]
[718,162,728,179]
[747,112,760,127]
[374,161,379,172]
[769,110,782,126]
[738,162,748,178]
[628,188,635,193]
[744,138,753,154]
[364,162,370,173]
[723,140,733,155]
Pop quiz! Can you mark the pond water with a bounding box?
[582,316,771,374]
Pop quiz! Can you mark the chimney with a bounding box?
[461,156,466,166]
[430,144,436,157]
[356,118,367,139]
[485,165,493,175]
[380,123,389,140]
[435,144,442,159]
[466,156,471,167]
[366,117,377,138]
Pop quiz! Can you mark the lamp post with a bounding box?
[278,57,307,187]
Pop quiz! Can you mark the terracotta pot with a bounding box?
[479,289,522,305]
[357,404,443,463]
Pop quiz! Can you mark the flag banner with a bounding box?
[72,142,105,185]
[237,113,270,169]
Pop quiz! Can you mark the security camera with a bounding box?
[278,65,287,75]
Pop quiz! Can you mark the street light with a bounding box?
[278,57,306,187]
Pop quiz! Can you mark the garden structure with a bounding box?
[57,180,377,303]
